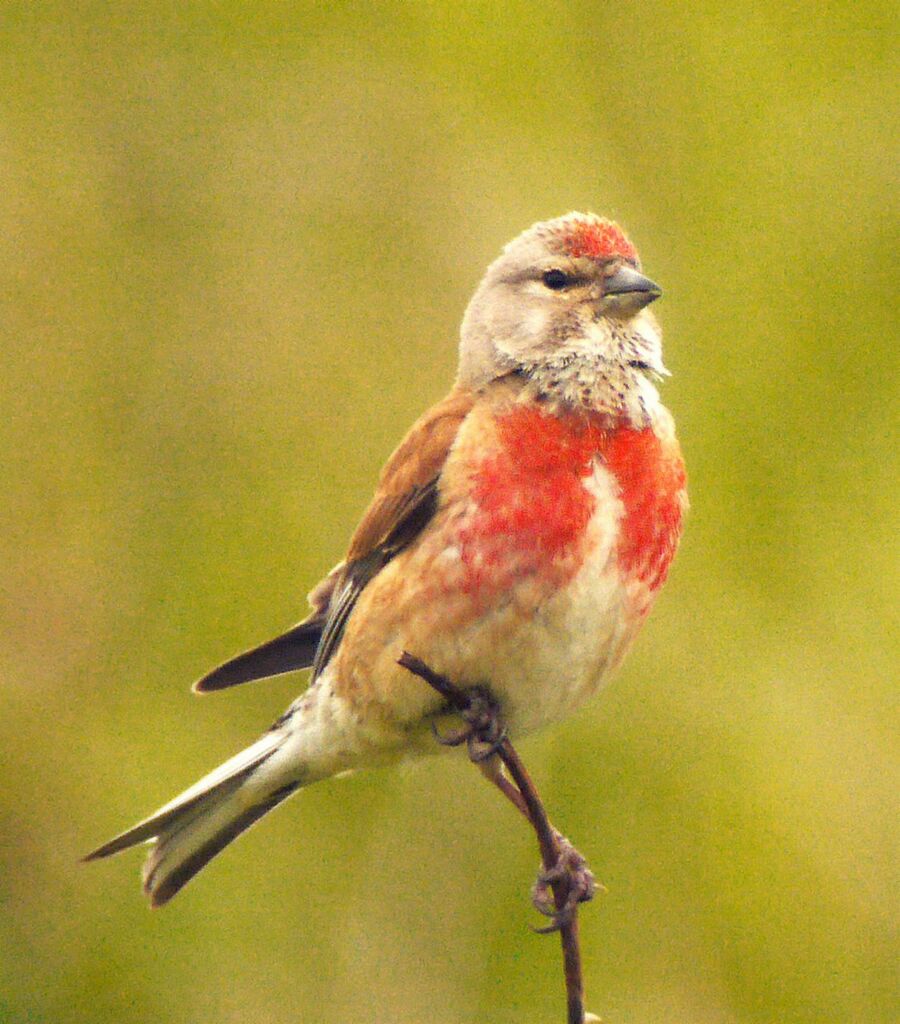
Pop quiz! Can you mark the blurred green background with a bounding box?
[1,3,896,1023]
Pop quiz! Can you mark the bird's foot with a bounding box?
[531,831,599,933]
[431,686,508,764]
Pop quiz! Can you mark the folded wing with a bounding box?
[195,387,475,691]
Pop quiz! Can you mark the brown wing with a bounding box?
[195,387,474,691]
[312,387,475,678]
[343,387,475,561]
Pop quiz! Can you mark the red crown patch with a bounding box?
[552,217,638,264]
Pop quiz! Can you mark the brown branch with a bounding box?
[398,651,590,1024]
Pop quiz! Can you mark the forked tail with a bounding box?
[84,729,303,906]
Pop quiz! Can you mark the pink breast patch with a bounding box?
[601,426,686,591]
[458,406,685,597]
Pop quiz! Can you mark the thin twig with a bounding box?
[398,652,588,1024]
[500,742,586,1024]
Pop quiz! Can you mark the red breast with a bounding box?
[458,404,686,598]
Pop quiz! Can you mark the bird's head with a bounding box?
[458,212,667,418]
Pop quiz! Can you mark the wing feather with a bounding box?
[312,388,474,676]
[195,388,474,690]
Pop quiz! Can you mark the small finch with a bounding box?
[86,212,687,906]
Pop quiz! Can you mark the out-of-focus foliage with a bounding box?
[1,4,896,1023]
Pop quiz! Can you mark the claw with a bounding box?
[530,833,598,933]
[531,877,558,918]
[467,723,508,762]
[533,904,577,934]
[430,720,470,747]
[432,687,508,764]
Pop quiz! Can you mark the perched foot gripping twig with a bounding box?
[531,831,598,933]
[429,684,508,762]
[398,651,596,1024]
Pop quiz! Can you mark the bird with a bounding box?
[85,211,687,907]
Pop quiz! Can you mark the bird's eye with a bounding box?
[542,269,570,290]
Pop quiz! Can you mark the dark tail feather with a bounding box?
[143,781,300,906]
[84,730,304,904]
[193,620,324,692]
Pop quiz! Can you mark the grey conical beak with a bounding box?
[604,264,662,309]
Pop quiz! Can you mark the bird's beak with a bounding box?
[603,264,662,311]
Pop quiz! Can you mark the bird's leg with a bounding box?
[478,743,598,932]
[437,683,597,932]
[405,653,596,925]
[398,652,592,1021]
[531,830,599,933]
[430,685,508,763]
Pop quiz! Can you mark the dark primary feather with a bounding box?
[193,478,440,691]
[143,780,300,907]
[193,619,325,692]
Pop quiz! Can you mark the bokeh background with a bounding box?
[2,4,896,1023]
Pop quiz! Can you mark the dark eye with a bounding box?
[542,269,570,290]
